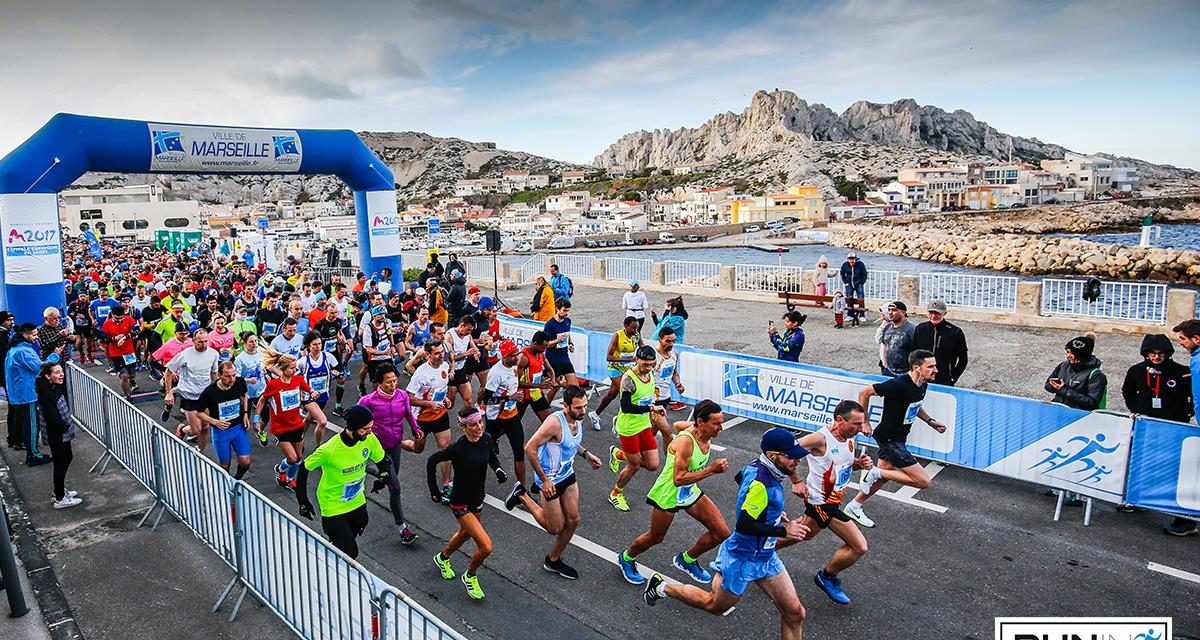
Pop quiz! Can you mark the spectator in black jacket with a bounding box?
[0,311,13,399]
[839,253,868,322]
[911,300,968,386]
[1045,333,1107,410]
[1121,333,1192,423]
[37,361,81,508]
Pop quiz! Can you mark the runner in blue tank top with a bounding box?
[297,332,342,443]
[502,387,602,580]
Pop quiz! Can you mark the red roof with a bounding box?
[899,181,925,186]
[839,200,872,206]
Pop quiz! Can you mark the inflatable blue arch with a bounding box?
[0,113,400,323]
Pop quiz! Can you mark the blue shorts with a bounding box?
[710,544,785,596]
[211,425,252,464]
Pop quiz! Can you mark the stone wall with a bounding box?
[828,226,1200,283]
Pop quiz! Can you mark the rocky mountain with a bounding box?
[594,90,1198,194]
[71,132,587,204]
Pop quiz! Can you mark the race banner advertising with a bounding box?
[0,193,63,285]
[1125,416,1200,516]
[147,124,303,173]
[365,190,401,258]
[498,316,590,380]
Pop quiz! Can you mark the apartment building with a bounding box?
[730,185,826,224]
[60,184,200,243]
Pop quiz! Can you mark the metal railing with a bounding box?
[1040,278,1168,324]
[553,254,596,279]
[460,256,496,282]
[516,253,547,285]
[664,260,721,288]
[735,264,807,293]
[827,270,900,301]
[604,257,652,283]
[919,272,1020,312]
[401,252,427,272]
[65,363,464,639]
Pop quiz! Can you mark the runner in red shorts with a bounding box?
[608,346,663,512]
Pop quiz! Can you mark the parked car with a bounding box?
[620,238,635,246]
[1009,202,1026,209]
[745,225,761,233]
[658,232,677,244]
[548,236,576,249]
[513,242,533,253]
[1097,194,1113,201]
[583,239,599,248]
[683,234,704,242]
[1043,198,1060,205]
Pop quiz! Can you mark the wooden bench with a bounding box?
[776,291,865,313]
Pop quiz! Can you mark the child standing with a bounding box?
[832,291,846,329]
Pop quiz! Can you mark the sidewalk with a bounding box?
[0,418,290,640]
[0,554,51,640]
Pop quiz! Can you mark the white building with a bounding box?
[562,170,588,185]
[1111,166,1140,193]
[60,184,200,242]
[298,201,341,218]
[544,191,590,213]
[1040,152,1117,198]
[310,215,359,241]
[830,200,889,220]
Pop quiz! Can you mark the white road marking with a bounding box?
[480,494,680,586]
[1148,561,1200,584]
[721,417,747,430]
[892,462,946,499]
[872,489,948,513]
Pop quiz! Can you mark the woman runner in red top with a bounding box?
[254,351,321,490]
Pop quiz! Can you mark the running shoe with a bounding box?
[461,573,485,600]
[609,445,622,474]
[130,382,140,392]
[53,495,83,510]
[275,465,289,489]
[814,570,852,606]
[399,525,418,545]
[859,467,882,496]
[672,553,712,584]
[504,483,527,511]
[669,402,688,411]
[148,368,163,382]
[160,406,171,421]
[589,411,601,432]
[257,428,270,448]
[609,491,629,512]
[287,479,298,491]
[357,383,368,396]
[434,553,455,580]
[617,551,646,585]
[51,489,79,500]
[332,406,344,418]
[642,573,666,606]
[843,501,875,528]
[1165,519,1199,536]
[543,556,579,580]
[440,484,453,503]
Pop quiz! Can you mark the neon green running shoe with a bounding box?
[434,553,455,580]
[609,445,622,474]
[462,573,485,600]
[609,491,630,512]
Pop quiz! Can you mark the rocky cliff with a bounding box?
[594,90,1198,193]
[70,132,587,204]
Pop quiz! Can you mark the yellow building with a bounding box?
[731,185,827,224]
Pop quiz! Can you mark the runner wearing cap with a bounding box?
[607,344,663,512]
[844,349,945,528]
[642,427,811,640]
[469,296,500,388]
[480,340,526,482]
[543,298,578,402]
[296,404,392,559]
[362,305,397,388]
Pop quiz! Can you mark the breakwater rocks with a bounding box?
[829,227,1200,282]
[879,201,1200,235]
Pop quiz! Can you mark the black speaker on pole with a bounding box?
[485,229,502,253]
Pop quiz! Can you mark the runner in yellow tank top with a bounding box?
[588,316,643,432]
[617,400,731,585]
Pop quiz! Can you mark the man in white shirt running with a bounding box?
[165,328,220,452]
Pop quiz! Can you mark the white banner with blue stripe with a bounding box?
[1126,416,1200,516]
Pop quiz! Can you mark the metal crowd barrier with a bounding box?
[64,363,464,639]
[604,257,652,283]
[1040,278,1168,325]
[919,272,1020,312]
[664,260,721,288]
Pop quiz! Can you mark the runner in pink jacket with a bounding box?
[357,365,423,544]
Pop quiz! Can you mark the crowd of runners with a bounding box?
[10,236,1078,639]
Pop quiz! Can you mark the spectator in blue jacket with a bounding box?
[549,263,573,302]
[651,296,688,344]
[5,322,61,464]
[1169,319,1200,536]
[839,253,868,322]
[768,311,806,362]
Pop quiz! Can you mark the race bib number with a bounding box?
[764,515,782,550]
[389,321,401,333]
[324,339,337,352]
[219,349,231,362]
[532,372,543,384]
[676,484,697,505]
[122,353,137,365]
[310,377,328,395]
[658,364,675,381]
[638,395,654,407]
[279,389,301,412]
[262,322,278,336]
[903,401,923,425]
[556,339,568,349]
[340,478,365,502]
[502,399,518,412]
[218,399,240,422]
[97,307,111,321]
[377,340,390,351]
[431,388,447,403]
[834,464,853,491]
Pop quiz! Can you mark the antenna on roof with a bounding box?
[1007,137,1013,163]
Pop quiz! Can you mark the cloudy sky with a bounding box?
[2,0,1198,168]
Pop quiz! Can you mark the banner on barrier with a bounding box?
[498,315,590,380]
[1126,416,1200,516]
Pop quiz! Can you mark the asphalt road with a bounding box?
[68,359,1200,640]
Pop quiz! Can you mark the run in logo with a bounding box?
[995,617,1169,640]
[1026,433,1121,485]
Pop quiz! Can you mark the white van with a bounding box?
[658,232,677,244]
[547,236,576,249]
